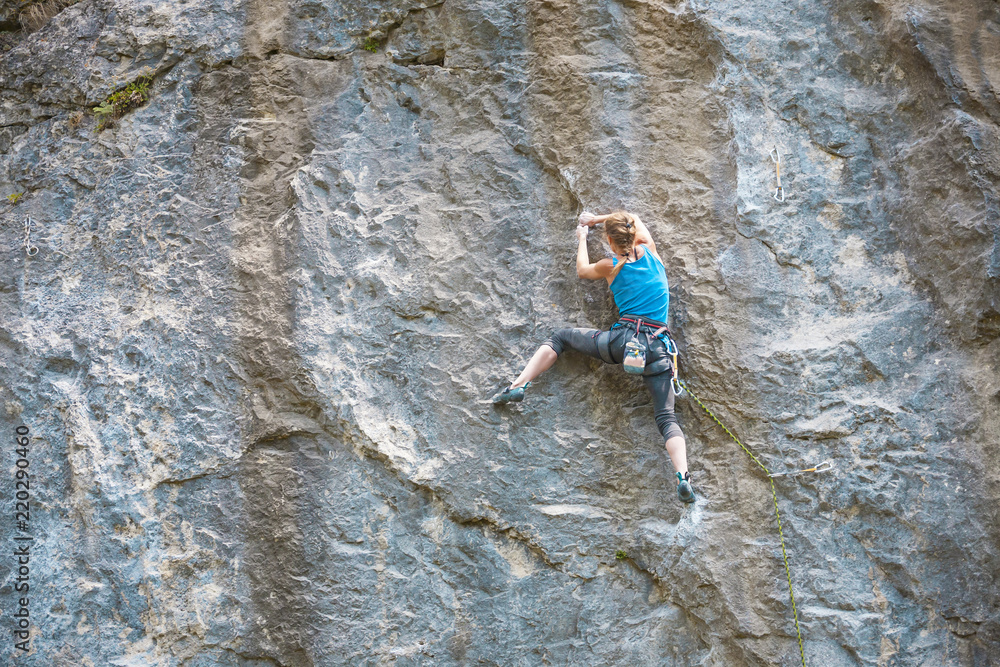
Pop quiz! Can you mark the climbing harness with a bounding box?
[677,378,808,667]
[623,318,669,375]
[769,460,834,478]
[22,217,38,256]
[770,147,784,202]
[614,316,673,377]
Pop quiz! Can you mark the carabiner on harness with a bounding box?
[661,335,683,396]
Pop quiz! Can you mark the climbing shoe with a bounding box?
[677,471,695,504]
[492,382,528,404]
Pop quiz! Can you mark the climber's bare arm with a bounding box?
[576,226,614,280]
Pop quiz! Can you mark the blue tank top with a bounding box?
[610,247,669,323]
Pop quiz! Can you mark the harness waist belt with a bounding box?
[615,314,671,336]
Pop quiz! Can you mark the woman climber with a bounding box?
[492,210,695,503]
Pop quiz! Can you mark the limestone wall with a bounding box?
[1,0,998,664]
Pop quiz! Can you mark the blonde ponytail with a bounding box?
[606,211,638,281]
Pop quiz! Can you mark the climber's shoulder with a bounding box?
[631,215,665,265]
[580,257,614,281]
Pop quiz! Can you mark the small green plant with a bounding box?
[363,37,379,53]
[7,192,24,205]
[93,68,154,131]
[615,550,628,561]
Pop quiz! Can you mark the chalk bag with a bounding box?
[622,338,646,374]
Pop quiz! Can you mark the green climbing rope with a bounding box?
[677,379,808,667]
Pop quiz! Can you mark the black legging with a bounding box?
[541,326,684,442]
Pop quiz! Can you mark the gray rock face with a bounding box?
[1,0,998,664]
